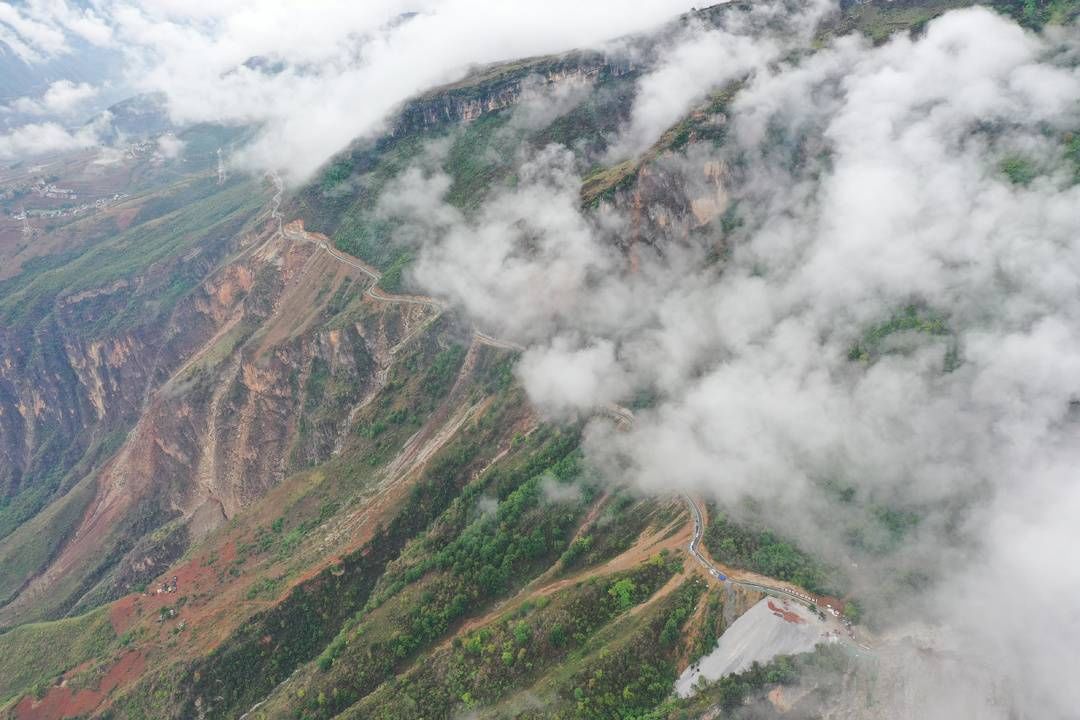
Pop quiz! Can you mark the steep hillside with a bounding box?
[2,0,1076,718]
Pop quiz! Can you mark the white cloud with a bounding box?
[10,79,98,115]
[0,2,69,61]
[607,0,834,161]
[410,144,625,342]
[0,118,100,158]
[397,6,1080,716]
[2,1,745,177]
[155,131,184,159]
[1,0,1078,714]
[90,0,696,181]
[519,338,629,419]
[0,1,111,63]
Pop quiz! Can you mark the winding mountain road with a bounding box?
[269,173,521,351]
[607,403,824,608]
[683,491,818,606]
[267,175,826,611]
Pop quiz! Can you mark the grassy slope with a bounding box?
[97,321,530,719]
[0,176,261,332]
[0,607,116,706]
[256,6,1044,718]
[0,474,98,612]
[347,556,692,720]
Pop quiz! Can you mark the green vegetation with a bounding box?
[704,509,835,595]
[0,441,69,544]
[0,606,116,704]
[302,59,636,290]
[561,578,704,720]
[581,83,735,208]
[232,490,345,576]
[322,160,354,192]
[817,0,1078,44]
[0,12,981,714]
[580,159,639,207]
[1001,155,1037,185]
[826,0,973,43]
[998,0,1080,27]
[645,644,854,719]
[843,598,863,624]
[378,251,413,292]
[845,505,922,556]
[1065,132,1080,184]
[689,592,726,665]
[348,333,469,469]
[422,343,468,399]
[287,429,587,719]
[443,113,515,210]
[0,178,260,333]
[245,575,285,600]
[289,330,374,470]
[114,348,541,719]
[559,495,666,573]
[323,112,519,291]
[341,555,685,720]
[847,303,950,364]
[0,474,98,610]
[0,376,127,557]
[303,131,428,273]
[532,72,636,154]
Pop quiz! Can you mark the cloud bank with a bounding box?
[2,0,696,176]
[7,79,98,115]
[0,114,105,159]
[394,5,1080,717]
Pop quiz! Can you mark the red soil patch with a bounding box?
[768,599,805,624]
[109,540,237,635]
[112,206,140,231]
[817,594,846,614]
[15,651,145,720]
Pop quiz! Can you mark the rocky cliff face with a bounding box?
[0,22,724,631]
[0,233,231,504]
[0,184,443,626]
[392,52,635,136]
[0,46,643,628]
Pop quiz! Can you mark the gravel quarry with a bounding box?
[676,596,842,697]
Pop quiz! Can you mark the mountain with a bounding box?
[0,0,1077,718]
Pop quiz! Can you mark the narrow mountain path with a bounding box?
[268,172,524,353]
[270,179,822,610]
[607,404,834,609]
[266,175,841,632]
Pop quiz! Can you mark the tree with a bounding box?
[609,579,636,611]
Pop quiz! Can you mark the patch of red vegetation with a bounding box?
[15,651,145,720]
[768,599,805,624]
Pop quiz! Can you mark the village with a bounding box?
[10,192,130,221]
[3,185,129,226]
